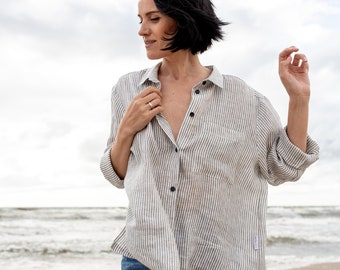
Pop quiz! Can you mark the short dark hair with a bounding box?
[154,0,228,55]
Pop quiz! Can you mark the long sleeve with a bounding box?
[256,94,319,186]
[100,84,126,189]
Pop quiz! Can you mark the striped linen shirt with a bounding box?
[100,63,319,270]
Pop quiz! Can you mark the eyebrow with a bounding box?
[137,11,160,17]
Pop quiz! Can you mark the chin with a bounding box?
[146,49,172,60]
[146,53,163,60]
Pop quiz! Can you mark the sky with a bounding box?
[0,0,339,207]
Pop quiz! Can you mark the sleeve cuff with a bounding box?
[277,128,320,170]
[100,149,125,189]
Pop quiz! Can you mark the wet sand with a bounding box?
[290,262,340,270]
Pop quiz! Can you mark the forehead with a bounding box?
[138,0,159,14]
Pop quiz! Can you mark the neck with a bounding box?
[159,50,209,81]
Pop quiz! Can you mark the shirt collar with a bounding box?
[205,65,224,89]
[138,62,162,86]
[139,62,224,89]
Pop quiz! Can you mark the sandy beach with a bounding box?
[290,262,340,270]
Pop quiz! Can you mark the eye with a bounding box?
[138,17,143,24]
[150,17,160,22]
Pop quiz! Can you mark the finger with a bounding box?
[300,57,309,71]
[279,46,299,62]
[291,53,309,72]
[148,97,161,109]
[147,104,163,115]
[292,55,300,66]
[145,98,162,112]
[141,92,161,105]
[293,53,308,65]
[145,99,163,116]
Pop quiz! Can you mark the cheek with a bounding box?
[161,18,177,37]
[167,22,177,36]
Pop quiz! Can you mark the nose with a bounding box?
[138,21,150,37]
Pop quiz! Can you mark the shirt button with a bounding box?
[195,89,200,94]
[202,81,207,85]
[175,148,178,152]
[170,186,176,192]
[189,112,195,117]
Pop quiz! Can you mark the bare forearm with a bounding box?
[109,86,162,179]
[278,46,311,153]
[286,97,309,152]
[110,127,135,179]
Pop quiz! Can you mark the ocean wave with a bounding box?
[267,236,319,246]
[0,207,127,221]
[298,207,340,218]
[1,246,111,256]
[267,206,340,219]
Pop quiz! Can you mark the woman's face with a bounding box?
[138,0,177,60]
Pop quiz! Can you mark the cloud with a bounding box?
[0,0,141,58]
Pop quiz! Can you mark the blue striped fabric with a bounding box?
[100,63,319,270]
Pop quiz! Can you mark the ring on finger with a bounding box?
[148,102,153,109]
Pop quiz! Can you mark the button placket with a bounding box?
[191,84,203,117]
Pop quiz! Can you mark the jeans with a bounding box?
[121,256,150,270]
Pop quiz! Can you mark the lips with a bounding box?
[144,40,156,47]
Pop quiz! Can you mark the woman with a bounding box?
[100,0,319,269]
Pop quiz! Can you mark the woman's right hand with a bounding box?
[110,86,162,179]
[119,86,163,138]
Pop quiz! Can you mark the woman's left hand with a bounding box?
[279,46,311,152]
[278,46,310,99]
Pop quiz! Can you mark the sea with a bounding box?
[1,206,339,270]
